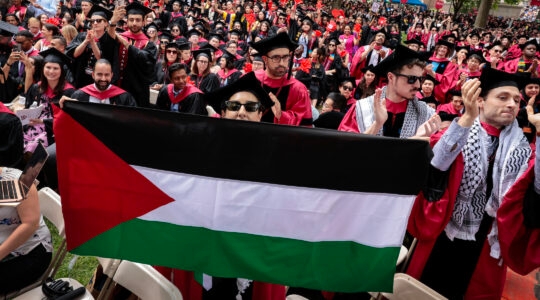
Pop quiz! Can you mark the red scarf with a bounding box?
[119,31,149,50]
[80,84,126,100]
[167,84,202,104]
[217,68,238,80]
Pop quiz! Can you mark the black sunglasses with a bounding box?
[224,101,261,112]
[341,85,353,91]
[392,72,425,84]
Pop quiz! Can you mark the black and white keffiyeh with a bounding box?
[355,86,434,138]
[445,118,531,259]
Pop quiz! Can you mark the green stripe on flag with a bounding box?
[71,218,399,292]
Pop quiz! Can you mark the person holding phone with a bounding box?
[2,31,39,100]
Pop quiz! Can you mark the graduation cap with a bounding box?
[199,42,218,53]
[421,96,438,108]
[486,40,502,50]
[435,39,455,50]
[423,74,440,86]
[219,51,237,62]
[207,32,224,42]
[320,10,331,19]
[360,64,375,76]
[404,38,424,47]
[125,1,153,16]
[467,50,486,64]
[479,66,526,96]
[441,33,457,41]
[301,16,314,26]
[414,23,424,29]
[186,28,201,38]
[340,77,357,89]
[40,47,71,66]
[193,21,208,34]
[468,31,480,39]
[192,48,212,60]
[372,44,424,77]
[176,40,191,50]
[164,42,180,50]
[250,32,298,56]
[206,71,274,113]
[523,75,540,87]
[159,30,174,42]
[438,110,458,122]
[213,20,227,30]
[454,45,469,53]
[88,4,113,20]
[517,34,528,40]
[0,20,19,36]
[145,22,159,31]
[228,29,243,37]
[519,39,539,50]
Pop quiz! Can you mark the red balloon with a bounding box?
[435,0,444,9]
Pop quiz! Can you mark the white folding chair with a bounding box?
[109,260,183,300]
[379,273,447,300]
[11,187,94,300]
[95,257,122,300]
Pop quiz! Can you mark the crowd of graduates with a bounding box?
[1,0,540,298]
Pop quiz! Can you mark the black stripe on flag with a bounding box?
[59,102,431,195]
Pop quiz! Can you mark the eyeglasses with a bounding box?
[328,44,336,47]
[341,85,353,91]
[171,28,180,32]
[492,49,502,53]
[166,50,178,54]
[161,40,169,44]
[90,19,106,24]
[197,60,209,64]
[224,101,261,112]
[392,72,425,84]
[267,54,290,63]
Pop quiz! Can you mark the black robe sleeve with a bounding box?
[178,93,207,116]
[155,86,171,111]
[111,93,137,107]
[118,41,158,108]
[198,73,220,94]
[0,112,23,168]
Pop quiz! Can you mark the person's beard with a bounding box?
[95,80,110,91]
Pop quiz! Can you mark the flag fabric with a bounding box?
[54,102,432,293]
[531,0,540,6]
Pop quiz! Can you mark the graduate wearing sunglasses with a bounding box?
[339,44,441,140]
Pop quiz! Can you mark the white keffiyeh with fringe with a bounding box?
[444,118,531,259]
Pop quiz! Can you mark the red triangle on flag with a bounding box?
[54,107,174,251]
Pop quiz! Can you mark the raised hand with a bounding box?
[526,95,540,130]
[414,113,441,139]
[458,78,481,127]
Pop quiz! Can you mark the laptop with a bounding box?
[0,142,48,204]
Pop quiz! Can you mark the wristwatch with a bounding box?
[109,21,117,26]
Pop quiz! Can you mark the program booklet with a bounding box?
[16,105,43,125]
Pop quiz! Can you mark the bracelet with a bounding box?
[109,23,117,27]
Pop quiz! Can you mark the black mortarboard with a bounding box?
[372,44,424,77]
[479,67,526,95]
[220,51,237,62]
[421,96,438,107]
[192,48,212,60]
[520,39,539,50]
[404,38,424,46]
[88,4,113,20]
[40,47,71,66]
[486,40,502,50]
[145,22,159,31]
[455,45,469,53]
[207,32,224,42]
[423,74,440,86]
[524,75,540,87]
[517,34,528,40]
[301,16,314,26]
[213,20,227,29]
[0,21,19,36]
[193,21,208,33]
[176,40,191,50]
[186,28,201,37]
[360,64,375,75]
[436,39,455,49]
[229,29,243,36]
[278,11,287,18]
[441,33,457,41]
[469,31,480,39]
[320,10,331,18]
[482,32,491,37]
[206,71,274,113]
[199,42,218,53]
[438,111,459,122]
[250,32,298,56]
[126,1,153,16]
[159,30,173,41]
[414,22,424,29]
[467,50,486,64]
[164,42,180,50]
[252,55,263,62]
[340,77,357,89]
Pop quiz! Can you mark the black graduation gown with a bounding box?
[70,89,137,107]
[114,40,158,108]
[190,73,220,94]
[66,32,117,89]
[0,112,23,168]
[155,85,207,115]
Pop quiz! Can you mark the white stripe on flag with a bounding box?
[134,165,415,248]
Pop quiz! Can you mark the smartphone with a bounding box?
[13,44,21,52]
[115,0,125,6]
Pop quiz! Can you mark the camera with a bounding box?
[13,44,21,52]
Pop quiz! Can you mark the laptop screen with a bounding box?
[19,143,49,193]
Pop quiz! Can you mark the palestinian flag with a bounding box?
[54,102,431,293]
